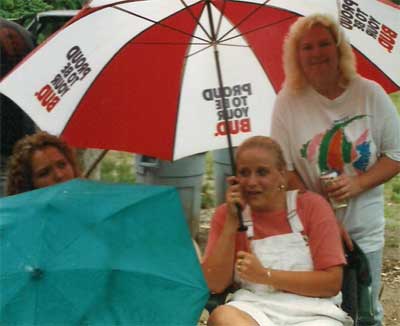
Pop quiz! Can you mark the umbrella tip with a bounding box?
[26,266,44,280]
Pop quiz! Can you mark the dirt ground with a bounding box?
[381,224,400,326]
[197,208,400,326]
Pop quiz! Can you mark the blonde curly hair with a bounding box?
[282,13,357,92]
[6,131,81,195]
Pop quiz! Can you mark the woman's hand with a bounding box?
[235,251,268,284]
[325,173,363,201]
[236,250,343,297]
[226,176,245,222]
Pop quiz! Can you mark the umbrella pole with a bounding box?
[206,0,247,232]
[83,149,109,178]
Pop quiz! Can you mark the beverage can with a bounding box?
[320,170,348,209]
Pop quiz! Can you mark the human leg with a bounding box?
[296,318,348,326]
[207,305,259,326]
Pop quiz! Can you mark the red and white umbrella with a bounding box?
[1,0,399,161]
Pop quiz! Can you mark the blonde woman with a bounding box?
[271,14,400,326]
[203,136,352,325]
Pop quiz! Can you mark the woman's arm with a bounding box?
[267,266,343,297]
[201,221,237,293]
[202,177,245,293]
[328,156,400,201]
[236,251,342,297]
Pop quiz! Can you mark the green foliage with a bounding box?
[201,153,215,209]
[389,92,400,113]
[392,181,400,194]
[384,93,400,213]
[43,0,85,10]
[201,181,215,209]
[0,0,52,21]
[100,152,135,184]
[384,174,400,223]
[0,0,85,25]
[2,0,15,10]
[390,178,400,204]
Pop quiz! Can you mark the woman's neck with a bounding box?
[252,192,287,213]
[311,78,345,100]
[315,85,345,99]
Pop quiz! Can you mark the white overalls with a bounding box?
[228,190,353,326]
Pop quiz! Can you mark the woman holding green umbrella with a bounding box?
[6,131,80,195]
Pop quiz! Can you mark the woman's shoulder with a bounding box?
[350,75,385,94]
[296,191,337,227]
[296,191,333,213]
[297,190,326,202]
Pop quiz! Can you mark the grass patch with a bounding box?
[383,93,400,249]
[384,174,400,223]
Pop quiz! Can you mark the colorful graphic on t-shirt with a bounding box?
[300,115,371,174]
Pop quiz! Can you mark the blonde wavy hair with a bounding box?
[282,13,357,92]
[6,131,81,196]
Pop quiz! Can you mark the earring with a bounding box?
[279,184,286,191]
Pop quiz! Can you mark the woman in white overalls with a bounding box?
[202,136,352,325]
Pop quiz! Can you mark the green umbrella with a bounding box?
[0,179,209,325]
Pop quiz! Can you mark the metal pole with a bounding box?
[84,149,109,178]
[205,0,247,232]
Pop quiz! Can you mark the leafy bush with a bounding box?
[201,153,215,208]
[100,151,135,184]
[0,0,85,26]
[0,0,52,22]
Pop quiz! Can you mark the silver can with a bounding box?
[320,170,348,209]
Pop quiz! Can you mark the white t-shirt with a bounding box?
[271,76,400,253]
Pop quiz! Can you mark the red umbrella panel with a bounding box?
[0,0,398,161]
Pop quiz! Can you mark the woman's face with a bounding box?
[31,146,76,190]
[236,147,285,211]
[297,24,339,87]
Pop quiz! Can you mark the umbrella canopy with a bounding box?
[0,179,208,325]
[0,0,398,161]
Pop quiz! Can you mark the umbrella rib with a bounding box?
[218,43,248,48]
[216,0,272,42]
[185,43,214,58]
[131,41,214,58]
[219,15,297,44]
[129,41,209,46]
[113,4,211,44]
[215,0,228,39]
[179,0,213,40]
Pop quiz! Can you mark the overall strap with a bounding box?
[286,190,304,233]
